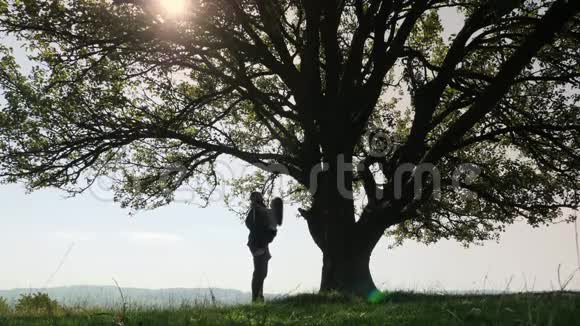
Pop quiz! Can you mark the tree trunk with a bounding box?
[302,159,382,298]
[319,246,377,297]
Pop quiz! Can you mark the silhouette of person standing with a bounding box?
[245,192,279,303]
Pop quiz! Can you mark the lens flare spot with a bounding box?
[367,289,386,304]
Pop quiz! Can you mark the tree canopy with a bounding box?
[0,0,579,252]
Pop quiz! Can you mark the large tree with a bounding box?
[0,0,579,296]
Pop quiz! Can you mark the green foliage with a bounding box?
[0,292,578,325]
[0,297,10,315]
[408,10,447,65]
[15,292,61,315]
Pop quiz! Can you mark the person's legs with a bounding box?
[258,256,269,300]
[251,250,270,302]
[252,255,266,302]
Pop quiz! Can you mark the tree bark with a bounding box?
[301,161,382,297]
[319,245,377,297]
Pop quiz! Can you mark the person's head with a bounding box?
[250,192,265,207]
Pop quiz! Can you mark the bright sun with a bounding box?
[159,0,188,17]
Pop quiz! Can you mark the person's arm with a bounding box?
[251,207,269,246]
[255,207,278,245]
[245,209,254,231]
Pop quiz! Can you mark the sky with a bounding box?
[1,182,579,293]
[0,4,579,295]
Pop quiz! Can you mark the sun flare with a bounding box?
[158,0,189,17]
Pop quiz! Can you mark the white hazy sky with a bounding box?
[0,5,579,294]
[1,182,579,293]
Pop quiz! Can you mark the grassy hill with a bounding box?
[0,291,578,325]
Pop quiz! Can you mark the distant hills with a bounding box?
[0,286,273,307]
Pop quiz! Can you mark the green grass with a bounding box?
[0,292,578,325]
